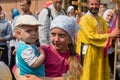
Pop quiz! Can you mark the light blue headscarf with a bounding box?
[50,15,79,39]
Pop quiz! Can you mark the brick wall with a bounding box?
[0,0,50,19]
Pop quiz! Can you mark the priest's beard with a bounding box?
[88,7,99,15]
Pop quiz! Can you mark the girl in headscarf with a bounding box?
[9,8,20,23]
[103,9,120,80]
[13,15,82,80]
[67,6,76,21]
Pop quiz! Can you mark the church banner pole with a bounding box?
[111,0,120,80]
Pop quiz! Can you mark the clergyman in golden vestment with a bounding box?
[76,0,120,80]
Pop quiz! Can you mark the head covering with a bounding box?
[14,15,41,28]
[11,8,20,19]
[67,6,74,13]
[103,9,114,26]
[43,1,52,8]
[50,15,79,39]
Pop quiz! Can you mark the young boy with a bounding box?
[14,15,45,76]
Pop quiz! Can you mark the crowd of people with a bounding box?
[0,0,120,80]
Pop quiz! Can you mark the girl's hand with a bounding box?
[26,75,41,80]
[26,75,63,80]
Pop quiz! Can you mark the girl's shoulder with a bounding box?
[40,45,53,54]
[41,45,51,50]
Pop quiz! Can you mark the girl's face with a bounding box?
[19,25,38,44]
[50,28,70,53]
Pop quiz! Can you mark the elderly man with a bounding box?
[38,0,67,46]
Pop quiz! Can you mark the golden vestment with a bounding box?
[76,14,110,80]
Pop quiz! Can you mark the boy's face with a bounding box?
[19,25,39,44]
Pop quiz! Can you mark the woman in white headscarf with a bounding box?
[103,9,114,27]
[103,9,120,80]
[67,6,76,20]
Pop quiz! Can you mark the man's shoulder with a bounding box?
[39,8,49,16]
[80,14,90,20]
[97,15,106,24]
[98,15,105,21]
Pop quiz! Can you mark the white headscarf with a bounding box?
[67,6,74,13]
[103,9,114,27]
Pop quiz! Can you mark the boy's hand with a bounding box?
[37,47,44,55]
